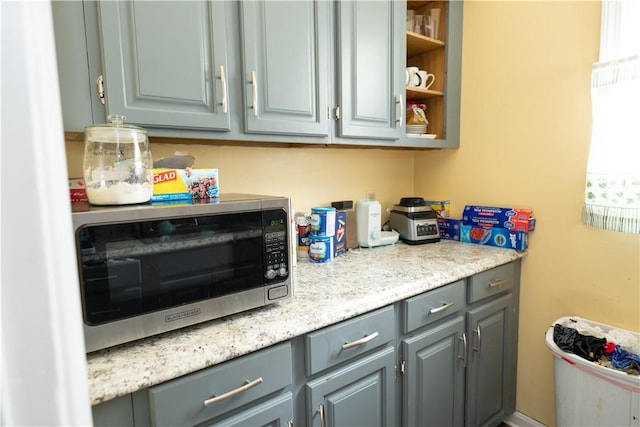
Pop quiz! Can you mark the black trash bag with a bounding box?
[553,324,606,362]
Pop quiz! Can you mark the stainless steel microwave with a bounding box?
[71,194,292,352]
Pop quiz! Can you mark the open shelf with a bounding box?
[406,86,444,100]
[407,31,444,56]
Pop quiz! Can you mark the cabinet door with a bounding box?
[208,392,293,427]
[402,316,465,427]
[336,0,404,141]
[92,394,134,427]
[306,346,396,427]
[97,1,231,130]
[240,0,330,137]
[465,294,514,427]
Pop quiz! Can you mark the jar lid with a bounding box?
[84,115,147,134]
[84,115,148,138]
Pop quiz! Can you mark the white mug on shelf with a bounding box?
[417,70,436,90]
[406,66,420,87]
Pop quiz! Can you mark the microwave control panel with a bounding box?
[263,209,289,281]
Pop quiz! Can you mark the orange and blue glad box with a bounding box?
[152,168,219,201]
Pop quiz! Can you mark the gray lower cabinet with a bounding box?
[124,342,293,427]
[401,316,466,427]
[302,305,397,426]
[91,261,519,426]
[305,346,396,427]
[92,394,134,427]
[399,263,519,427]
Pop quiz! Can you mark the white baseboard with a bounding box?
[504,411,547,427]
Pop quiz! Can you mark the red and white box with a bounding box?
[69,178,88,202]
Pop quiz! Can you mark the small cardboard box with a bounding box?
[462,205,535,233]
[460,225,528,251]
[334,211,347,257]
[437,218,461,241]
[69,178,88,202]
[152,168,219,201]
[424,200,451,218]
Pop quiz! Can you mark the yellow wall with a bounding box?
[414,1,640,425]
[65,141,415,217]
[65,1,640,425]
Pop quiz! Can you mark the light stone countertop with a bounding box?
[86,240,525,405]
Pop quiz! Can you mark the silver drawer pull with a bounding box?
[203,377,263,407]
[342,331,379,350]
[488,279,507,288]
[429,301,455,314]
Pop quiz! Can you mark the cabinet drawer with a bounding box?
[402,280,465,334]
[467,263,515,303]
[147,342,292,427]
[305,305,395,376]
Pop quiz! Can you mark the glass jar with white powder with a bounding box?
[83,115,153,205]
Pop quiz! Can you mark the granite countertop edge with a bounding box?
[86,240,526,405]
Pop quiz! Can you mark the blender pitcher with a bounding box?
[83,115,153,205]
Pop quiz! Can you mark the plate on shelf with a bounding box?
[406,133,437,139]
[406,124,427,134]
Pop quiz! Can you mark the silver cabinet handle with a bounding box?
[488,279,507,288]
[429,301,455,314]
[203,377,263,407]
[459,332,467,368]
[97,75,105,105]
[472,325,482,353]
[318,403,326,427]
[396,94,403,128]
[250,70,258,117]
[219,65,228,113]
[342,331,379,350]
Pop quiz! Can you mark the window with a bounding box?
[582,0,640,233]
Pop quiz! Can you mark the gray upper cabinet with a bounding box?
[52,0,462,147]
[239,0,330,137]
[335,0,405,142]
[402,0,463,148]
[97,1,231,130]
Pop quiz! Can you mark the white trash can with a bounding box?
[545,316,640,427]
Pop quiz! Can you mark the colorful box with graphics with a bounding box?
[152,168,219,201]
[462,205,535,233]
[424,200,451,218]
[460,225,528,251]
[333,211,347,257]
[437,218,461,240]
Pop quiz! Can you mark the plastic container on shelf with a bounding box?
[545,316,640,427]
